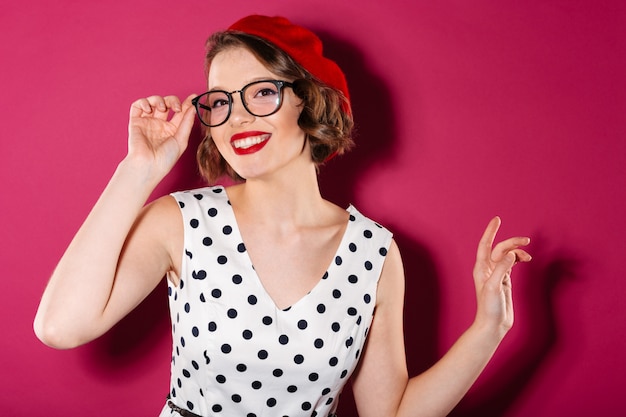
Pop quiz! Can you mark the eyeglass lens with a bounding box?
[195,80,284,127]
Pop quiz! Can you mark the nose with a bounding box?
[229,94,254,125]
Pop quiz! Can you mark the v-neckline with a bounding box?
[219,186,355,312]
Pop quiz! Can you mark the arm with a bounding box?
[34,95,196,349]
[352,217,531,417]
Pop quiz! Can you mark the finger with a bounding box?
[476,216,501,262]
[491,236,531,262]
[487,251,516,288]
[163,95,182,113]
[510,248,532,264]
[173,98,198,145]
[129,97,156,118]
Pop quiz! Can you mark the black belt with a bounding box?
[167,400,203,417]
[167,399,338,417]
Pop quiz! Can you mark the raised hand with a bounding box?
[127,94,197,178]
[473,217,531,337]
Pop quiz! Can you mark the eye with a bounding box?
[255,87,278,98]
[210,98,229,109]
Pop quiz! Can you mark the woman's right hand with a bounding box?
[127,94,197,179]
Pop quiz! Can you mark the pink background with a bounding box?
[2,1,625,415]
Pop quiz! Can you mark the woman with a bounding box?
[34,15,531,417]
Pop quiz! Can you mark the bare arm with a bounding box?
[34,95,196,349]
[352,217,531,417]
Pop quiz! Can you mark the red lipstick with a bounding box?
[230,131,271,155]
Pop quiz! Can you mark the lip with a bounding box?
[230,131,271,155]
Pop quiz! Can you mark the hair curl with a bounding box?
[196,31,354,183]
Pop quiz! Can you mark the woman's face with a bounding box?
[207,47,308,181]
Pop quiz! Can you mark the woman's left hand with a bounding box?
[473,216,531,338]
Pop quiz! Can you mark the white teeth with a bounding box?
[232,134,270,149]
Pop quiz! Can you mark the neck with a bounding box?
[228,161,326,228]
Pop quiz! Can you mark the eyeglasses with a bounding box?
[192,79,294,127]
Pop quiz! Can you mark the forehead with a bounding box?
[208,47,277,89]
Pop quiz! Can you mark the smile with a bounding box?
[230,132,271,155]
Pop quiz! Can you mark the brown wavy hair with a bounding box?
[196,31,354,183]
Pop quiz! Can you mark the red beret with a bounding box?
[228,15,350,111]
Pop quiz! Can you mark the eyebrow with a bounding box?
[208,77,277,92]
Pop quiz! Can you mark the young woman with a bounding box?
[34,15,531,417]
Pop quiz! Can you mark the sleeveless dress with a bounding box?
[159,186,393,417]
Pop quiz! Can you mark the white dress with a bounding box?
[159,186,392,417]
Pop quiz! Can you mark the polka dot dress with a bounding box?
[159,186,392,417]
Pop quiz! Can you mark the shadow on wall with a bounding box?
[451,236,582,416]
[73,31,580,417]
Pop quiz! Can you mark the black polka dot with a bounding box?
[346,337,354,348]
[227,309,238,318]
[322,387,331,395]
[208,321,217,332]
[379,247,388,256]
[364,261,373,270]
[252,380,262,389]
[314,338,324,349]
[331,322,341,332]
[298,320,308,329]
[237,243,246,252]
[212,404,222,413]
[335,256,343,265]
[199,293,206,302]
[294,354,304,364]
[232,274,243,284]
[364,230,373,238]
[347,307,358,316]
[364,294,372,304]
[184,303,191,313]
[317,304,326,314]
[322,271,329,279]
[232,394,241,403]
[223,225,232,235]
[258,350,268,359]
[202,237,213,246]
[217,255,228,264]
[216,374,226,383]
[236,363,247,372]
[349,214,356,221]
[178,201,185,208]
[190,219,199,228]
[212,289,222,298]
[248,295,258,305]
[192,360,199,370]
[193,194,203,200]
[262,316,273,325]
[266,398,277,407]
[287,385,298,393]
[349,243,357,252]
[348,274,358,284]
[341,370,348,378]
[182,369,191,378]
[192,327,199,337]
[279,335,289,345]
[242,329,253,339]
[187,401,195,410]
[221,344,231,354]
[332,289,342,299]
[192,270,206,280]
[273,368,283,377]
[208,208,218,217]
[302,402,312,411]
[309,372,319,381]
